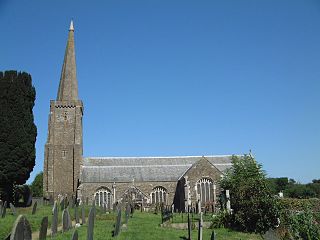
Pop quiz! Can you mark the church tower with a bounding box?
[43,21,83,199]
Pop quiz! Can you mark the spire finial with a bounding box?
[69,20,74,31]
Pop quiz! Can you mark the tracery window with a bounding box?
[94,188,112,208]
[150,186,167,204]
[196,178,215,204]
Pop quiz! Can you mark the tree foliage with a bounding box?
[0,71,37,203]
[220,155,280,234]
[30,172,43,197]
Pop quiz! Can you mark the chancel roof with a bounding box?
[80,155,234,183]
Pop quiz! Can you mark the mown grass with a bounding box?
[0,205,263,240]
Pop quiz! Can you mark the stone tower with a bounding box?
[43,21,83,199]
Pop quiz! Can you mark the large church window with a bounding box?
[94,188,112,208]
[150,186,167,204]
[196,178,215,204]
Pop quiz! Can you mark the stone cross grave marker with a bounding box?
[72,229,78,240]
[32,201,37,215]
[113,207,122,237]
[197,212,203,240]
[75,206,79,224]
[9,215,32,240]
[51,201,58,236]
[87,206,95,240]
[62,208,72,232]
[39,216,48,240]
[9,203,16,216]
[81,205,86,225]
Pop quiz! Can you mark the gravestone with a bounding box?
[87,206,95,240]
[9,215,32,240]
[197,212,203,240]
[2,201,7,218]
[81,205,86,224]
[113,208,122,237]
[72,229,78,240]
[9,203,16,216]
[39,216,48,240]
[32,201,37,215]
[75,206,79,223]
[51,201,58,236]
[263,229,280,240]
[62,208,72,232]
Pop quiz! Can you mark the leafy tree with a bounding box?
[267,177,289,195]
[0,71,37,203]
[284,184,316,199]
[220,155,280,234]
[30,172,43,197]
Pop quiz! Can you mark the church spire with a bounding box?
[57,20,79,101]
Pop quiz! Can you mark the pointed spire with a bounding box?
[57,21,79,101]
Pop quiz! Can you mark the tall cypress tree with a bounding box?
[0,71,37,203]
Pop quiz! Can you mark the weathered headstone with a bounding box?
[113,208,122,237]
[197,212,203,240]
[62,208,72,232]
[263,229,280,240]
[2,201,7,218]
[51,201,58,236]
[9,203,16,216]
[71,229,78,240]
[75,206,79,224]
[87,206,95,240]
[9,215,32,240]
[81,205,86,224]
[39,216,48,240]
[32,201,37,215]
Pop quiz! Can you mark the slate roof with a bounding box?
[80,155,234,183]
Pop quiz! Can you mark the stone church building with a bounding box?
[43,22,234,211]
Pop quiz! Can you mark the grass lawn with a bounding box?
[0,205,263,240]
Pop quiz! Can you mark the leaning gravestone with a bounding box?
[75,206,79,224]
[81,205,86,224]
[72,229,78,240]
[62,208,72,232]
[51,201,58,236]
[32,201,37,215]
[9,203,16,216]
[9,215,32,240]
[87,206,95,240]
[113,208,122,237]
[39,216,48,240]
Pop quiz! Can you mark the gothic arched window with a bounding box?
[150,186,167,204]
[94,187,112,208]
[196,178,215,204]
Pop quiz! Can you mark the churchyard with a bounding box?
[0,200,263,240]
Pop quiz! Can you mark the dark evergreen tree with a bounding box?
[0,71,37,203]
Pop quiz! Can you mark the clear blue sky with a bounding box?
[1,0,319,184]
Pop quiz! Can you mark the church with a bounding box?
[43,22,235,212]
